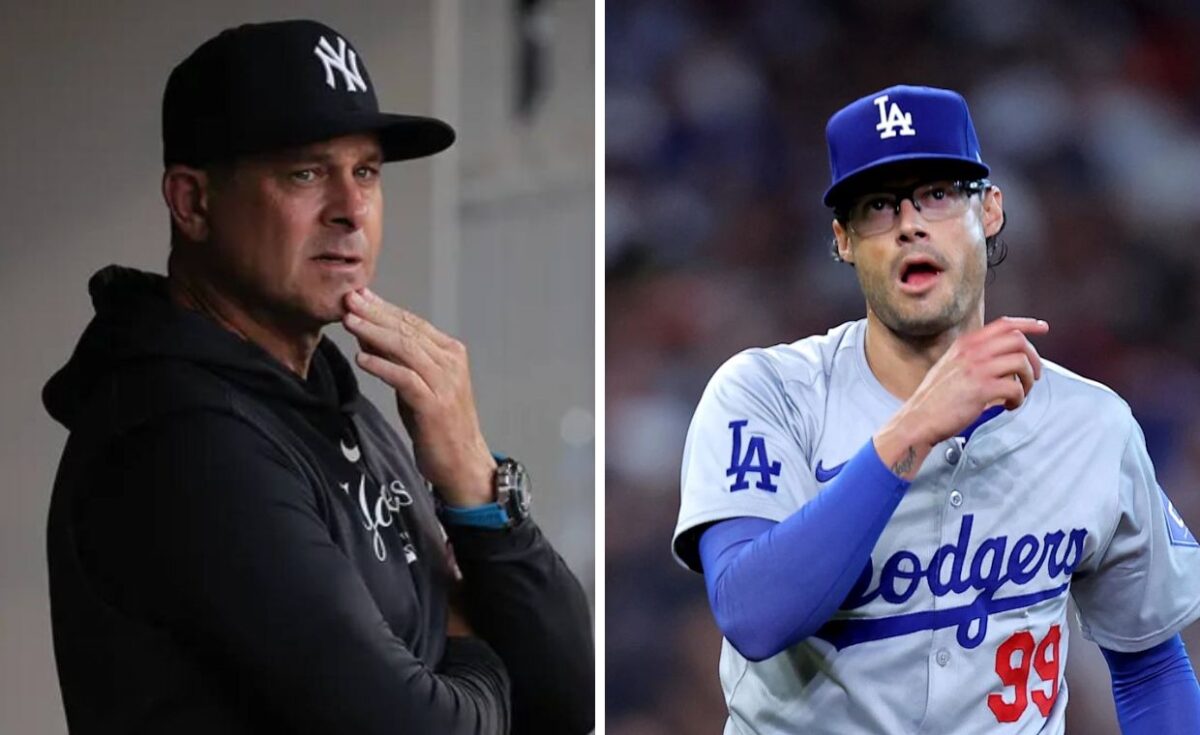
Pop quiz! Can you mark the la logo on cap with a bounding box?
[873,94,915,139]
[314,35,367,92]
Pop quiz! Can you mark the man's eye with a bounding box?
[290,169,318,183]
[355,166,380,180]
[922,183,953,201]
[865,197,893,212]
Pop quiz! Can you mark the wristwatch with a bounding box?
[439,456,531,529]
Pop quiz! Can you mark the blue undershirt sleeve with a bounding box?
[698,439,910,661]
[1101,634,1200,734]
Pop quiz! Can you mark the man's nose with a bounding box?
[323,171,370,231]
[895,197,928,241]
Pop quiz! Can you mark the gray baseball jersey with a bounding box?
[673,319,1200,735]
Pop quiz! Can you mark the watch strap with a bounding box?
[440,501,512,529]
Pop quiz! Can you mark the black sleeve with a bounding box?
[446,519,594,735]
[107,410,511,735]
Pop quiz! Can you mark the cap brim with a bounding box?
[824,154,989,207]
[205,111,456,166]
[370,113,457,162]
[292,112,456,162]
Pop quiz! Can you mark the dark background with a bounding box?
[605,1,1200,732]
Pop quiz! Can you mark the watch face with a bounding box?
[515,474,531,513]
[496,459,530,519]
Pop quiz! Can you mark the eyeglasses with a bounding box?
[844,179,990,237]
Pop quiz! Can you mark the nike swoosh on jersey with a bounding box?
[815,459,847,483]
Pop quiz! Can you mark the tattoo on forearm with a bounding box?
[891,447,916,477]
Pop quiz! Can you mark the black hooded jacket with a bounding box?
[43,266,593,735]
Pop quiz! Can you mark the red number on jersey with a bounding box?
[987,625,1062,723]
[1030,624,1062,716]
[988,631,1034,722]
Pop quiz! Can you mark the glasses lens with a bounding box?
[850,195,898,236]
[914,181,968,219]
[849,181,977,235]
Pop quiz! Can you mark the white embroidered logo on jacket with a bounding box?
[314,35,367,92]
[873,95,916,139]
[340,474,418,563]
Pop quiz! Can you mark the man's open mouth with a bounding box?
[900,262,941,283]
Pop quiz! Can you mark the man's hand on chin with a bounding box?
[342,287,496,508]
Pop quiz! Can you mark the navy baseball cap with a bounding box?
[163,19,455,167]
[823,85,989,207]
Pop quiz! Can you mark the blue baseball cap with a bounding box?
[823,85,989,207]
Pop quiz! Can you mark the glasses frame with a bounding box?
[843,178,992,237]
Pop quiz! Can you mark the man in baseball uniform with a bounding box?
[673,85,1200,733]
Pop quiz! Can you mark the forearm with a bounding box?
[448,519,594,735]
[1102,635,1200,734]
[699,438,909,661]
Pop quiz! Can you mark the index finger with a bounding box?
[983,316,1051,337]
[361,288,457,349]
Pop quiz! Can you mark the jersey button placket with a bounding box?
[944,443,962,465]
[945,441,966,510]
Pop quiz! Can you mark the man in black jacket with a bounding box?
[43,20,592,735]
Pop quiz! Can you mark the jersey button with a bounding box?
[944,445,962,465]
[936,649,951,667]
[949,490,963,507]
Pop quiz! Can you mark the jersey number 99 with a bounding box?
[987,624,1062,722]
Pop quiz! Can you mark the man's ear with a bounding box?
[832,219,854,264]
[982,185,1004,239]
[162,165,215,242]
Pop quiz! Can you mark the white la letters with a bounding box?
[873,95,916,139]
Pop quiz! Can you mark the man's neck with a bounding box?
[863,307,983,401]
[167,268,320,379]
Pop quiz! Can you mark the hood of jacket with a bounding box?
[44,265,364,432]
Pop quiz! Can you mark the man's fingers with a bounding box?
[346,289,459,363]
[362,288,457,350]
[344,312,440,382]
[995,377,1027,410]
[979,316,1050,341]
[346,290,407,333]
[355,352,434,407]
[977,331,1044,382]
[988,353,1035,397]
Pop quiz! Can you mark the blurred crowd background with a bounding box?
[605,1,1200,733]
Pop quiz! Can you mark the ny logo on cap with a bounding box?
[314,35,367,93]
[873,94,915,139]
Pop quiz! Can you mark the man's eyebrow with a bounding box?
[273,148,384,165]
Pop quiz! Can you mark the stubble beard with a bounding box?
[858,261,985,341]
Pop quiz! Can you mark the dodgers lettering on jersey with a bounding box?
[826,513,1085,650]
[673,320,1200,735]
